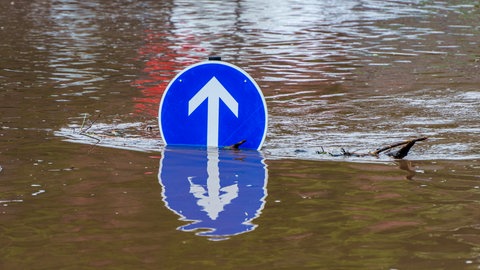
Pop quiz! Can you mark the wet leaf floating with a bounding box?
[326,137,428,159]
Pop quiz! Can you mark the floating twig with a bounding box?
[80,113,101,134]
[371,137,428,156]
[315,146,327,155]
[76,113,102,145]
[225,139,247,150]
[321,137,428,159]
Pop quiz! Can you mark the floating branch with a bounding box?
[370,137,428,157]
[326,137,428,159]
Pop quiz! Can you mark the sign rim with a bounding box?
[158,61,268,150]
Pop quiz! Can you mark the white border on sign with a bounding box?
[158,61,268,150]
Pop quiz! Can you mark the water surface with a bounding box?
[1,0,479,269]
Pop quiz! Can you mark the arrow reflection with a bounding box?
[158,146,268,240]
[188,150,239,220]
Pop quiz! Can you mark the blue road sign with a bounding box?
[159,61,268,150]
[158,146,268,240]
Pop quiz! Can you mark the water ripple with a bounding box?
[30,0,479,160]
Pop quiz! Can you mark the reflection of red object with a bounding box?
[133,30,206,116]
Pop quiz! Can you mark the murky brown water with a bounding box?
[1,0,479,269]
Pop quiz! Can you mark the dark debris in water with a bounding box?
[321,137,428,159]
[65,114,428,160]
[224,139,247,150]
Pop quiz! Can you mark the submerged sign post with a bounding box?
[159,59,267,150]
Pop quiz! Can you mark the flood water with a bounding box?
[1,0,480,269]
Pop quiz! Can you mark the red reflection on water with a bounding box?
[132,30,206,116]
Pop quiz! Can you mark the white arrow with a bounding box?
[188,76,238,147]
[188,149,238,220]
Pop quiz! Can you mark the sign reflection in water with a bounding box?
[158,146,268,240]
